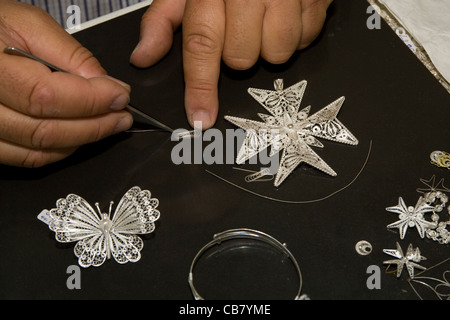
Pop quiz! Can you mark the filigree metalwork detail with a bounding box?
[383,242,427,279]
[225,79,359,187]
[40,186,160,268]
[386,197,436,239]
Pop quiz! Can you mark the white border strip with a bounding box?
[66,0,153,34]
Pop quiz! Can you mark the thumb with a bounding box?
[130,0,186,68]
[1,1,107,79]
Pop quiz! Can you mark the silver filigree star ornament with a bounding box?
[386,197,436,239]
[383,242,426,279]
[225,79,359,187]
[38,186,160,268]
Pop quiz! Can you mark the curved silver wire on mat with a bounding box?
[188,228,307,300]
[408,257,450,300]
[410,272,450,300]
[206,140,372,204]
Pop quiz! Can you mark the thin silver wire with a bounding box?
[205,140,373,204]
[408,256,450,300]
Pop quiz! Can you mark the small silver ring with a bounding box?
[188,228,305,300]
[355,240,372,255]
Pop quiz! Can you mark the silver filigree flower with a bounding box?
[386,197,436,239]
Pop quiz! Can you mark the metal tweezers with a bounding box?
[3,46,173,133]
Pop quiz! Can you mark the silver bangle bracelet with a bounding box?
[188,228,306,300]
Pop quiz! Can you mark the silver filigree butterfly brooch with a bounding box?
[38,186,160,268]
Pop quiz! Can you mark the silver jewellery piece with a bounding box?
[225,79,359,187]
[415,175,450,244]
[241,168,274,183]
[188,228,307,300]
[231,167,274,183]
[386,197,436,240]
[355,240,372,255]
[427,219,450,245]
[383,242,427,279]
[37,186,160,268]
[417,175,450,213]
[430,150,450,170]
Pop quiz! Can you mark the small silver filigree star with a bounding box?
[383,242,426,279]
[225,79,359,187]
[386,197,436,239]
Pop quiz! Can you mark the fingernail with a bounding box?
[130,42,144,65]
[190,110,212,129]
[114,116,133,134]
[131,41,142,58]
[110,94,130,110]
[103,75,131,90]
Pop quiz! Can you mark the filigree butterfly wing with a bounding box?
[108,187,160,264]
[48,193,108,268]
[48,194,101,243]
[73,233,108,268]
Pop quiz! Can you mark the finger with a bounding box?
[183,0,226,129]
[130,0,186,68]
[298,0,333,49]
[0,138,77,168]
[222,0,265,70]
[0,102,133,149]
[1,1,106,79]
[0,53,131,118]
[261,0,303,64]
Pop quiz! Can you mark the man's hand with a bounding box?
[0,0,133,167]
[130,0,333,129]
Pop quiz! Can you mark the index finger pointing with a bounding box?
[182,0,225,129]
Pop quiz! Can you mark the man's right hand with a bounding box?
[0,0,133,167]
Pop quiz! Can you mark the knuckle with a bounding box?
[28,81,57,117]
[184,30,221,57]
[68,45,103,75]
[262,49,293,65]
[21,150,51,168]
[87,122,103,143]
[78,90,97,117]
[30,120,58,149]
[223,54,256,70]
[186,77,216,94]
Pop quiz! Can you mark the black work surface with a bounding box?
[1,0,449,301]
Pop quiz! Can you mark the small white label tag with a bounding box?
[37,209,54,226]
[396,28,417,53]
